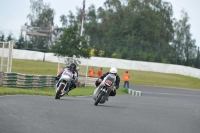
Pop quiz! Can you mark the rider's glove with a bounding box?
[112,86,116,91]
[55,76,59,81]
[116,85,119,89]
[98,78,102,82]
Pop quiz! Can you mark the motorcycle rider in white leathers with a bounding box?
[95,67,120,97]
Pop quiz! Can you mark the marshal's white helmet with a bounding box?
[109,67,117,75]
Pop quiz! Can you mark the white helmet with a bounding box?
[109,67,117,75]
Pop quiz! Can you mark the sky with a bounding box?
[0,0,199,47]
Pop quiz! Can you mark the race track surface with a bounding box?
[0,85,200,133]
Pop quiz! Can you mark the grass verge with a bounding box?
[1,58,199,97]
[0,86,127,96]
[8,59,200,89]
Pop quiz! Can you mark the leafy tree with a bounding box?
[173,10,196,66]
[0,32,5,41]
[51,14,68,42]
[25,0,55,51]
[6,33,14,41]
[52,25,63,43]
[51,23,91,58]
[67,11,76,26]
[19,0,197,66]
[60,14,68,28]
[79,0,194,65]
[15,33,25,49]
[27,0,55,27]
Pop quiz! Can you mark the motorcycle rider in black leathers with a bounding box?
[55,63,78,91]
[95,67,120,96]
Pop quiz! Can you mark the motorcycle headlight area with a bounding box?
[63,72,72,77]
[105,80,112,86]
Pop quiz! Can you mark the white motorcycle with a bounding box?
[55,69,74,99]
[93,74,116,106]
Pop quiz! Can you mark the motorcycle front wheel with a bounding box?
[94,90,105,106]
[55,84,65,99]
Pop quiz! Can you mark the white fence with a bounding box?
[0,41,13,72]
[0,49,200,79]
[78,76,97,87]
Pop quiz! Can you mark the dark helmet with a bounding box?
[69,63,76,72]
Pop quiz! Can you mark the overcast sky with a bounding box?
[0,0,199,47]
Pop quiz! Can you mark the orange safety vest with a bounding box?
[89,69,95,77]
[124,73,130,81]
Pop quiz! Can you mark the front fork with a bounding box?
[55,81,68,93]
[93,85,110,101]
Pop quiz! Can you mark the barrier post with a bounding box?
[0,72,3,85]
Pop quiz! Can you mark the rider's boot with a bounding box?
[65,84,76,95]
[69,84,76,91]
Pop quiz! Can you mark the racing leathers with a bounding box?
[55,66,78,90]
[95,72,120,96]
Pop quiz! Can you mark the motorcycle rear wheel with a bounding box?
[55,84,65,99]
[94,91,105,106]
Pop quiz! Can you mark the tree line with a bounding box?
[0,33,14,42]
[1,0,199,68]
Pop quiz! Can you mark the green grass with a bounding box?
[81,66,200,89]
[1,58,200,93]
[12,59,59,75]
[0,86,127,96]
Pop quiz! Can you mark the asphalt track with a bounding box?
[0,85,200,133]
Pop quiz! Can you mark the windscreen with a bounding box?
[104,74,116,86]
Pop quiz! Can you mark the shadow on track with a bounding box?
[93,104,126,109]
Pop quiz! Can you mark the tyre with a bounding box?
[94,91,105,106]
[55,84,65,99]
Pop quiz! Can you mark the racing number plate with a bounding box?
[105,80,112,86]
[63,72,71,77]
